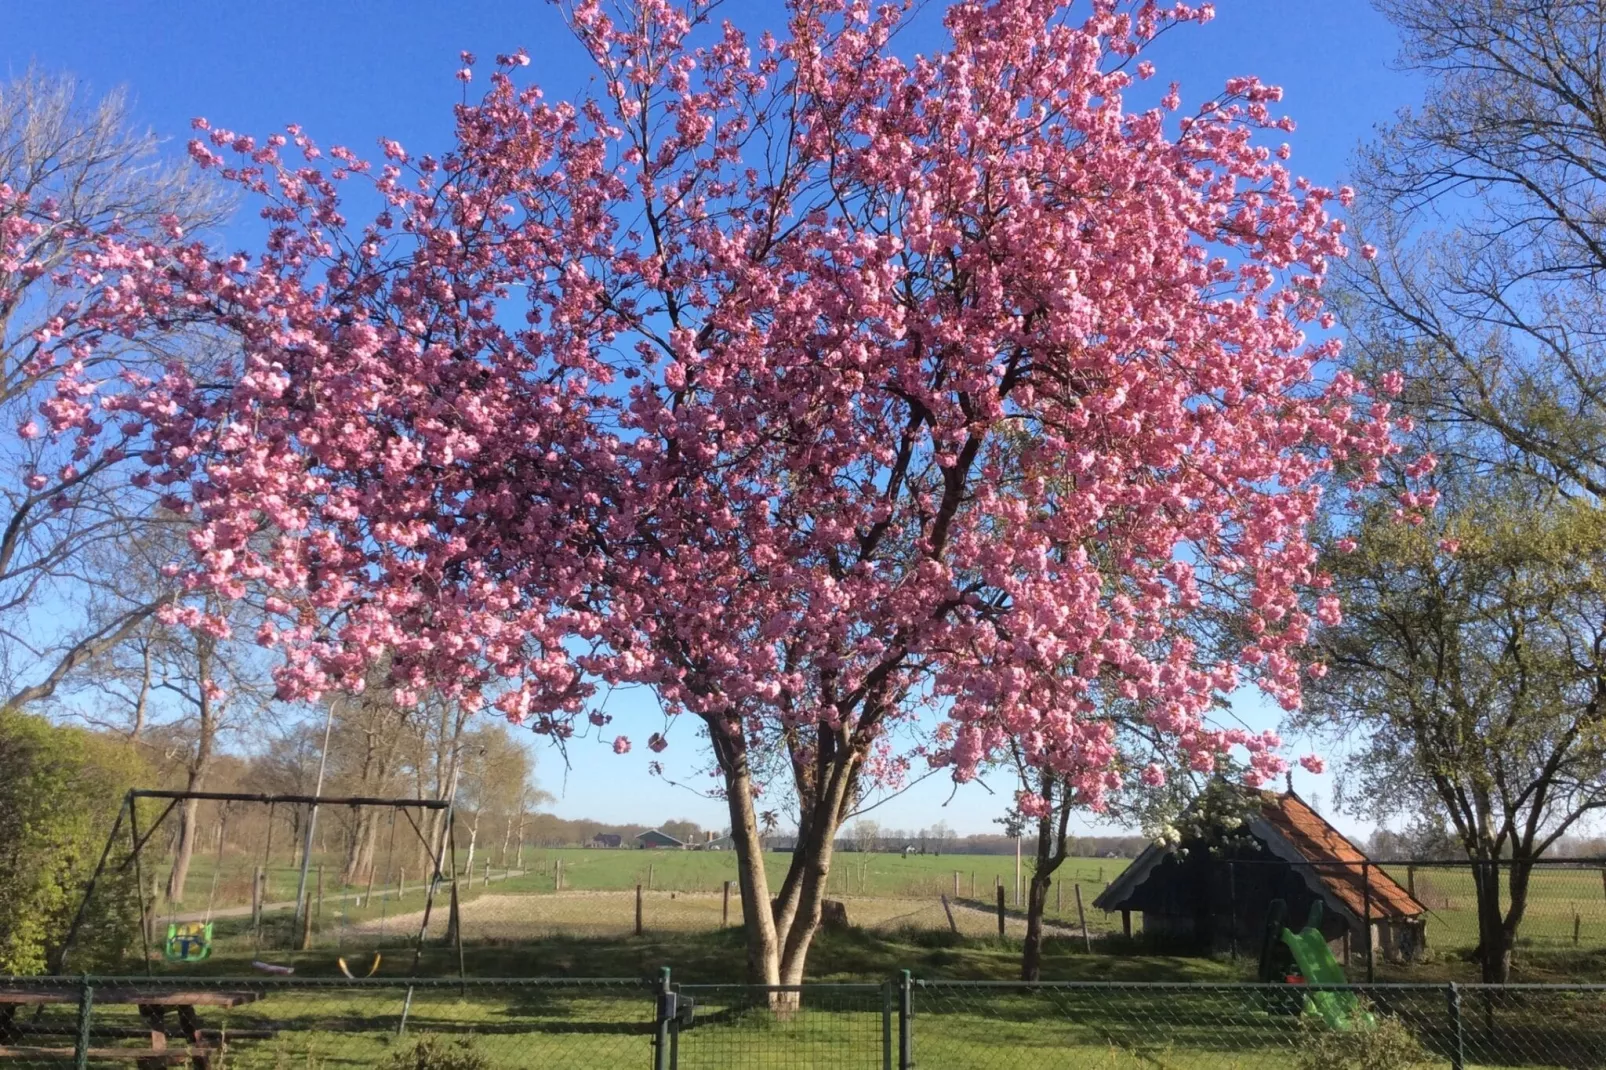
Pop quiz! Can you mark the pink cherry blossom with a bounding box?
[16,0,1398,985]
[612,736,632,755]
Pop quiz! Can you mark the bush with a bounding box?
[0,709,146,973]
[379,1035,495,1070]
[1294,1006,1433,1070]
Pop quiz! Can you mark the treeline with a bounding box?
[26,692,548,910]
[524,815,712,848]
[766,830,1151,858]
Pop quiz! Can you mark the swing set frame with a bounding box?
[57,789,465,980]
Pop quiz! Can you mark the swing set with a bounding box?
[56,789,465,980]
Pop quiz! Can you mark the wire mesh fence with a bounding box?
[0,975,658,1069]
[69,841,1606,989]
[6,974,1606,1068]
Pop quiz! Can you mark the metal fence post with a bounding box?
[653,966,673,1070]
[74,979,93,1070]
[881,979,894,1070]
[1447,982,1465,1070]
[897,970,913,1070]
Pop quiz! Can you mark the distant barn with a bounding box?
[1093,791,1427,963]
[635,829,686,850]
[592,833,623,848]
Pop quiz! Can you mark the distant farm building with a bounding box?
[697,831,735,851]
[636,829,687,850]
[591,833,623,848]
[1093,791,1427,963]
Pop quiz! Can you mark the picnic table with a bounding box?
[0,986,263,1068]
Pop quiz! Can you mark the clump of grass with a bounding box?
[378,1034,495,1070]
[1294,1007,1432,1070]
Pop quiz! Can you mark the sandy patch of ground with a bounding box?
[362,890,1089,942]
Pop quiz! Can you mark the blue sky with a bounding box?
[4,1,1422,837]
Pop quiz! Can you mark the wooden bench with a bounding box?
[0,987,262,1069]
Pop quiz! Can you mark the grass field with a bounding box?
[136,848,1606,988]
[37,935,1606,1070]
[43,979,1592,1070]
[77,854,1606,1069]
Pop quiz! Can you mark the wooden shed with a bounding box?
[1092,791,1428,963]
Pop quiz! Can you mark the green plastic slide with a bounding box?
[1281,924,1374,1031]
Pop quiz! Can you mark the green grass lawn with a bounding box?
[41,951,1606,1070]
[53,910,1606,1068]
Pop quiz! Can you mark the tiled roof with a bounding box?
[1258,792,1424,920]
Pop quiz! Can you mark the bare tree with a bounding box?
[850,819,880,855]
[0,68,227,710]
[1343,0,1606,496]
[151,599,271,903]
[1328,0,1606,983]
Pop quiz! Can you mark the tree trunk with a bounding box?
[1019,771,1072,981]
[463,819,480,886]
[1022,871,1052,981]
[1472,859,1512,983]
[342,808,379,886]
[777,765,855,986]
[164,634,221,903]
[716,731,782,986]
[705,708,862,996]
[165,791,201,903]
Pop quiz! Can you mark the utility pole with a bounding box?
[293,698,338,926]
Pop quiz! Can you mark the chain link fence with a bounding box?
[4,974,1605,1068]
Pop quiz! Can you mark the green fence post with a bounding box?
[653,966,673,1070]
[1447,982,1465,1070]
[74,979,94,1070]
[882,979,894,1070]
[898,970,913,1070]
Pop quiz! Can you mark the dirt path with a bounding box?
[361,889,1094,941]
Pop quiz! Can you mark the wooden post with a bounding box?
[1055,881,1062,914]
[941,894,960,934]
[251,865,264,928]
[722,880,732,927]
[953,871,959,898]
[970,871,975,899]
[398,868,406,900]
[299,883,314,950]
[146,873,159,948]
[648,862,655,891]
[1074,883,1091,953]
[556,859,563,892]
[1575,911,1583,947]
[635,883,644,936]
[996,884,1007,939]
[315,865,324,925]
[1122,909,1132,939]
[1407,865,1416,900]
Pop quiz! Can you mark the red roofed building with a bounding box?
[1093,791,1427,963]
